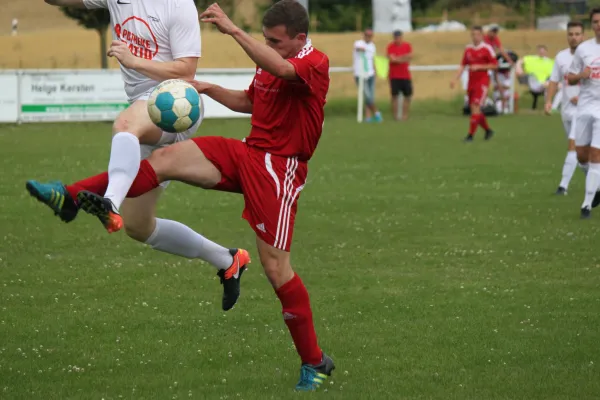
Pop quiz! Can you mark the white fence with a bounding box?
[0,65,514,124]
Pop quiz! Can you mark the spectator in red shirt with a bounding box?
[386,30,413,120]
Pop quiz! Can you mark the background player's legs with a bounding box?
[558,139,580,194]
[255,236,322,366]
[557,120,579,194]
[581,120,600,215]
[104,100,164,212]
[120,187,233,269]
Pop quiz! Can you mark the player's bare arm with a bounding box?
[200,3,299,81]
[189,81,252,114]
[44,0,85,7]
[107,40,197,82]
[567,67,591,85]
[544,80,559,115]
[450,65,466,88]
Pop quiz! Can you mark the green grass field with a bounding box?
[1,103,600,399]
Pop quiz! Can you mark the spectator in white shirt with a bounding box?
[353,29,383,122]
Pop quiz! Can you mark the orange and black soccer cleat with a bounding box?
[76,191,124,233]
[217,249,251,311]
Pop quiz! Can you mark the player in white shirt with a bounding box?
[544,21,585,196]
[27,0,250,309]
[568,8,600,218]
[353,29,382,122]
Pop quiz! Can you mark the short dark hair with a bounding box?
[590,7,600,21]
[567,21,584,31]
[263,0,309,37]
[472,25,483,32]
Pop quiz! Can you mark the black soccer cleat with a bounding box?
[555,186,567,196]
[464,134,474,142]
[484,130,494,141]
[217,249,251,311]
[581,207,591,219]
[592,191,600,208]
[25,180,79,223]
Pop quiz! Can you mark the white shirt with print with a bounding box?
[83,0,201,102]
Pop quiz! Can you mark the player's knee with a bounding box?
[113,114,134,134]
[147,146,176,178]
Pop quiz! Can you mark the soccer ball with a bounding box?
[147,79,202,133]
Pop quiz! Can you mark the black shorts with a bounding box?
[390,79,413,97]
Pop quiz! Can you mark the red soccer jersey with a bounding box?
[461,43,497,88]
[244,44,330,162]
[387,42,412,80]
[484,34,502,50]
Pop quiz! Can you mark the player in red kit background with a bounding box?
[24,0,334,391]
[451,26,498,142]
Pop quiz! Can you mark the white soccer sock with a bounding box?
[582,163,600,209]
[580,162,589,176]
[145,218,233,270]
[104,132,141,211]
[559,151,578,189]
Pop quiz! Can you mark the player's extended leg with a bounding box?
[255,237,334,391]
[120,187,244,278]
[103,100,164,215]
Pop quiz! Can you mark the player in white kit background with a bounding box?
[567,8,600,218]
[31,0,250,304]
[544,21,585,196]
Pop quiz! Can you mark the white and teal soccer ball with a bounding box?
[147,79,202,133]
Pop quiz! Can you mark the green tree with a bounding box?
[60,7,111,69]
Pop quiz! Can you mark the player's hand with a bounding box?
[107,40,136,69]
[450,80,456,89]
[544,102,553,115]
[581,67,592,79]
[188,80,213,94]
[200,3,238,35]
[570,96,578,105]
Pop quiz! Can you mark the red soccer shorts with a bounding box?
[467,83,489,106]
[193,136,308,252]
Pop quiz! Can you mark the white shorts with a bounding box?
[137,88,205,188]
[562,117,576,141]
[574,113,600,148]
[496,72,511,89]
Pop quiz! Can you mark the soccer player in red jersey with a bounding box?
[24,0,334,391]
[451,26,498,142]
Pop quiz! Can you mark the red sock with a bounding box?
[276,274,322,365]
[65,160,159,201]
[66,172,109,200]
[479,113,491,131]
[469,114,479,135]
